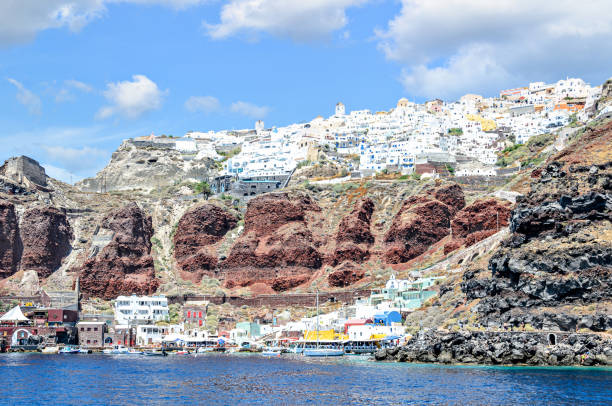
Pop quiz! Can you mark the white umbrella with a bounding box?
[0,305,29,322]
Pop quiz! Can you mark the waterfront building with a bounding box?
[136,324,182,346]
[77,321,106,348]
[184,306,207,327]
[114,295,169,325]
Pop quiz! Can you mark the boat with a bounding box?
[78,348,92,354]
[59,346,80,354]
[196,347,215,354]
[143,350,167,357]
[128,349,144,355]
[261,348,281,356]
[302,289,344,358]
[103,345,130,354]
[41,346,59,354]
[303,348,344,357]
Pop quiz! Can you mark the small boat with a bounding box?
[59,346,80,354]
[143,350,167,357]
[261,350,281,357]
[128,349,143,355]
[303,348,344,357]
[41,346,59,354]
[78,348,92,354]
[173,350,191,355]
[103,345,129,354]
[196,347,215,354]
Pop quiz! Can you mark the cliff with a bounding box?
[0,200,22,278]
[78,203,159,299]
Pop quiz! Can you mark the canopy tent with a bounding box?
[0,305,29,322]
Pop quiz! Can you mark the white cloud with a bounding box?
[230,101,269,118]
[185,96,221,113]
[96,74,165,119]
[0,0,209,46]
[205,0,368,42]
[56,79,93,102]
[42,164,80,184]
[377,0,612,99]
[43,145,108,172]
[7,78,42,115]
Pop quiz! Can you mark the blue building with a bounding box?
[373,311,402,326]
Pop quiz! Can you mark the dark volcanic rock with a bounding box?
[79,203,158,299]
[19,206,73,278]
[327,262,365,287]
[0,200,22,278]
[376,330,612,366]
[174,204,238,283]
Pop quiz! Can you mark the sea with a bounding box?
[1,353,611,405]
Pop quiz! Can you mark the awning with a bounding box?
[0,305,29,322]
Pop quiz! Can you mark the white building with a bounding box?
[136,324,182,346]
[114,295,170,325]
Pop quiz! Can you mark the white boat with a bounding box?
[196,347,215,353]
[78,348,91,354]
[59,346,79,354]
[261,349,281,356]
[303,348,344,357]
[128,349,143,355]
[41,346,59,354]
[103,345,129,354]
[302,289,344,358]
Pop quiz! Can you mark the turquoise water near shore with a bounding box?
[1,353,611,405]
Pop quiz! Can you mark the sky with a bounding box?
[1,0,611,183]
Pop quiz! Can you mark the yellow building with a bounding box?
[466,114,497,132]
[304,330,348,341]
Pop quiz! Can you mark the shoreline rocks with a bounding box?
[375,330,612,366]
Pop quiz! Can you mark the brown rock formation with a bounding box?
[330,198,375,265]
[0,200,22,278]
[174,204,238,283]
[384,184,464,263]
[443,198,512,254]
[328,262,365,287]
[19,206,73,278]
[221,193,322,291]
[79,203,158,299]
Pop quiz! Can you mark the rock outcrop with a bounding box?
[375,330,612,366]
[385,183,465,263]
[221,193,322,291]
[444,198,512,254]
[19,206,73,278]
[79,203,159,299]
[174,204,238,283]
[327,262,365,287]
[0,200,22,278]
[330,198,374,266]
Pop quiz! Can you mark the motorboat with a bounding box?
[78,348,92,354]
[41,346,59,354]
[128,349,144,355]
[103,345,130,354]
[59,346,80,354]
[143,350,167,357]
[261,349,281,357]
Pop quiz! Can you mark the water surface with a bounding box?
[1,353,610,405]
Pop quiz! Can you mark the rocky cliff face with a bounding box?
[444,198,512,254]
[221,193,322,291]
[79,203,159,299]
[460,121,612,333]
[19,206,73,278]
[173,204,238,283]
[330,198,374,266]
[78,140,214,192]
[0,200,22,278]
[385,183,465,263]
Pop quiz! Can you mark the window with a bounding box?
[187,311,191,318]
[80,327,84,331]
[94,327,98,332]
[87,340,90,344]
[87,327,91,331]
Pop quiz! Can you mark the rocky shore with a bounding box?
[375,330,612,366]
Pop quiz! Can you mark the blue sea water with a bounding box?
[0,353,610,405]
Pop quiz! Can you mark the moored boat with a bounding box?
[59,346,80,354]
[41,346,59,354]
[103,345,130,354]
[303,348,344,357]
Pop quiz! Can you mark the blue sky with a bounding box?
[1,0,611,182]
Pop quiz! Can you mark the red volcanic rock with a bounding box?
[384,184,464,263]
[20,206,73,278]
[79,203,158,299]
[433,183,466,215]
[221,193,322,291]
[174,204,238,283]
[443,198,512,254]
[330,198,375,266]
[271,275,310,292]
[0,200,22,278]
[328,263,365,287]
[336,198,375,245]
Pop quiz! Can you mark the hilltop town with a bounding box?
[0,76,610,365]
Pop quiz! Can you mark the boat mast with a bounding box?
[316,289,319,349]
